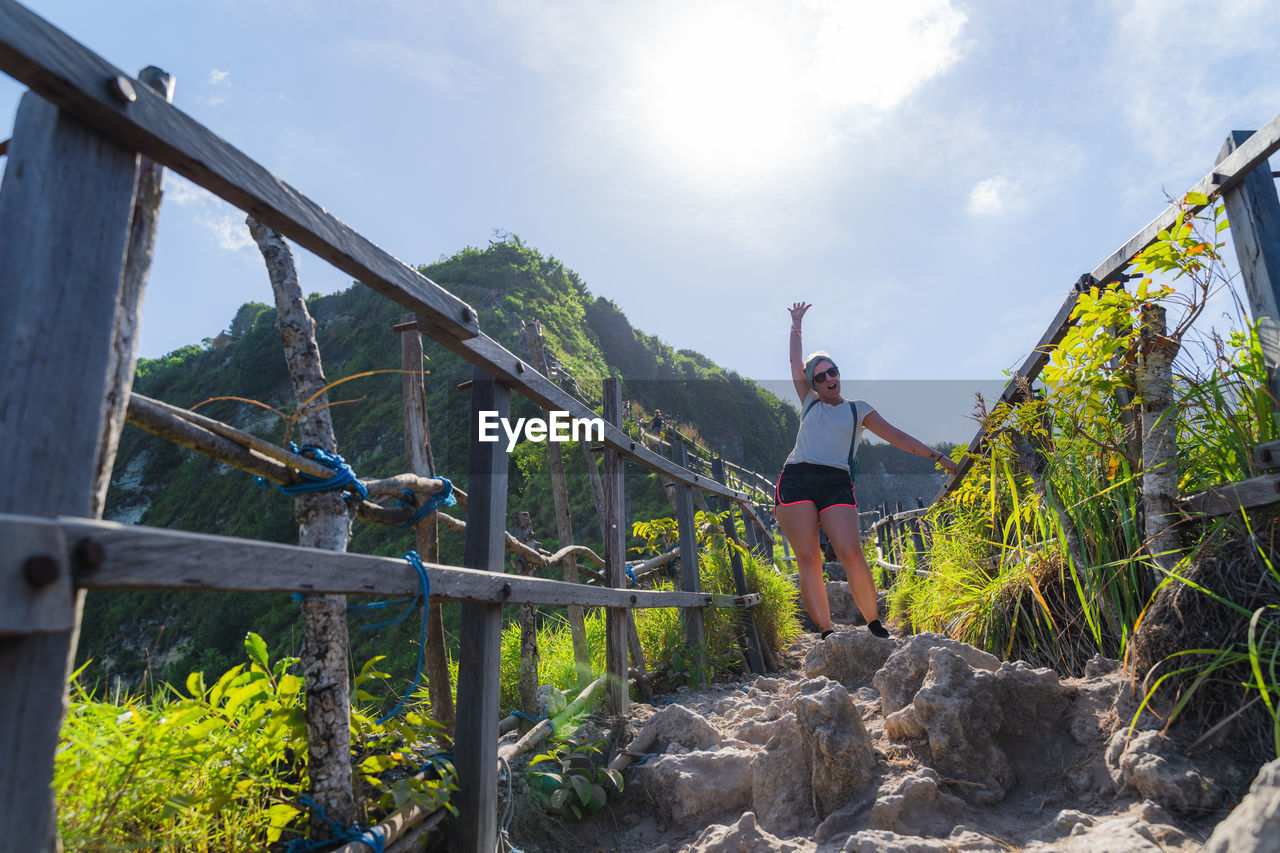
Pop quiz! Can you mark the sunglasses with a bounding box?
[813,366,839,383]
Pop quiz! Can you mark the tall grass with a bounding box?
[890,201,1278,682]
[491,516,801,711]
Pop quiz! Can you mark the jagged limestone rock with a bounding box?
[1021,808,1190,852]
[684,812,817,852]
[646,702,725,752]
[1205,758,1280,852]
[869,768,969,836]
[1106,730,1221,812]
[838,828,1004,852]
[874,633,1000,716]
[910,649,1012,805]
[804,630,895,689]
[633,746,755,829]
[993,659,1065,736]
[793,678,878,818]
[883,704,926,740]
[749,712,816,837]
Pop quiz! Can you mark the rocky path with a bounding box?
[502,622,1279,852]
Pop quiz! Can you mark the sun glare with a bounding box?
[621,1,966,193]
[637,10,807,187]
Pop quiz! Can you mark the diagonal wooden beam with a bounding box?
[0,0,479,341]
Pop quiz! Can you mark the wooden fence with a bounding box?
[867,109,1280,574]
[0,4,777,851]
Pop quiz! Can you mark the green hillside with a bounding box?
[89,239,799,690]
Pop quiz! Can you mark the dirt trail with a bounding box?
[500,619,1276,853]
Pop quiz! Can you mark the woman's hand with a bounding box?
[789,302,811,323]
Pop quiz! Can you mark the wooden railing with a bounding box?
[934,112,1280,507]
[863,110,1280,570]
[0,3,774,851]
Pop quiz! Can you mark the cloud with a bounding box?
[209,69,230,86]
[164,174,204,207]
[163,176,256,255]
[340,39,491,93]
[195,209,255,253]
[968,176,1024,217]
[804,0,968,112]
[1107,0,1280,175]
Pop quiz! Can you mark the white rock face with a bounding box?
[1204,758,1280,852]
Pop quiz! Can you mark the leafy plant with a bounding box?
[892,194,1274,679]
[57,633,455,851]
[526,738,622,818]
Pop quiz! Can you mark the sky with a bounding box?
[3,0,1279,444]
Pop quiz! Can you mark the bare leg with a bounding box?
[774,501,832,633]
[819,505,881,624]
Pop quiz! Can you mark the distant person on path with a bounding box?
[775,301,957,639]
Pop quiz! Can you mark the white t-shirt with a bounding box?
[783,394,875,473]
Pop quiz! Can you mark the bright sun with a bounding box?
[621,1,966,193]
[633,8,810,189]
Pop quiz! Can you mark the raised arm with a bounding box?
[788,302,811,403]
[863,410,958,475]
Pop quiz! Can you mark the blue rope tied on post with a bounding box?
[346,551,432,725]
[507,710,555,734]
[285,795,386,853]
[255,443,368,501]
[395,480,455,527]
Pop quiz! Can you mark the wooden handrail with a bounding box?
[0,0,479,342]
[0,514,761,613]
[0,2,760,511]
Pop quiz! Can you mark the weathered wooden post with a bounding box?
[452,368,509,853]
[1217,130,1280,430]
[711,458,765,674]
[248,218,359,833]
[1136,304,1180,577]
[671,440,708,687]
[524,321,590,687]
[93,65,174,509]
[910,498,927,570]
[601,378,630,715]
[400,318,454,726]
[0,86,146,850]
[510,512,542,714]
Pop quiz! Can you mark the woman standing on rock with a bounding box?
[776,301,957,639]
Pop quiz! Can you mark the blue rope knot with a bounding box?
[364,551,432,725]
[395,479,456,527]
[508,710,555,734]
[285,795,385,853]
[256,442,367,501]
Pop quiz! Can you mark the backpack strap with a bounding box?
[847,402,861,484]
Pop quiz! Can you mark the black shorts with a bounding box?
[774,462,857,514]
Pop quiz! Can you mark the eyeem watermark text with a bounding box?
[478,411,605,452]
